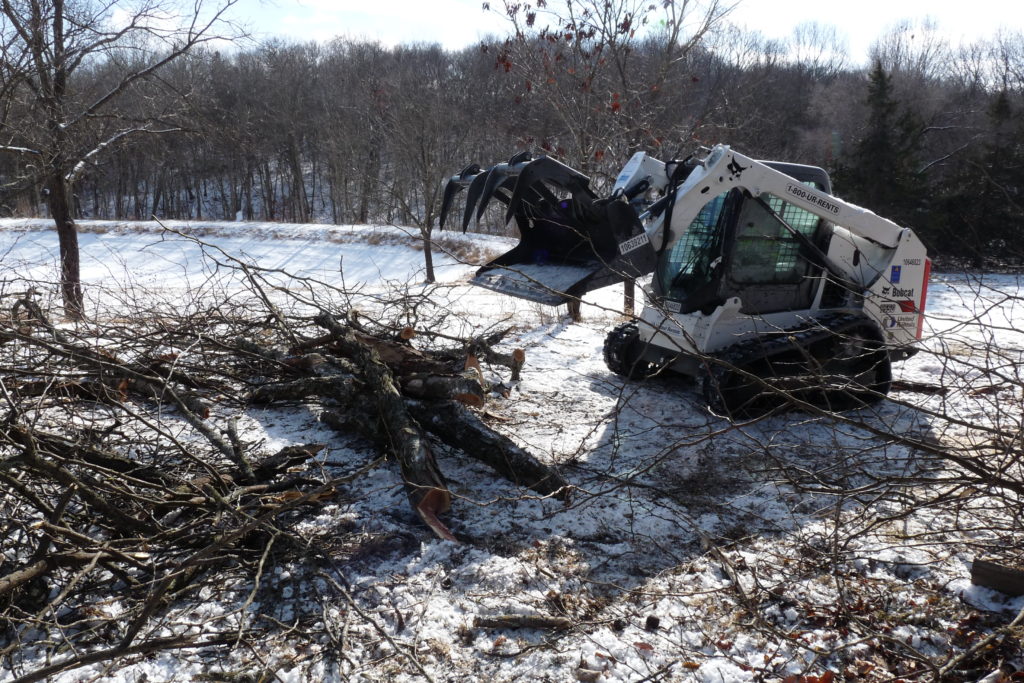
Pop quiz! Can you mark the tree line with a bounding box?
[2,1,1023,270]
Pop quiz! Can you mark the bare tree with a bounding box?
[0,0,239,319]
[487,0,733,315]
[494,0,734,171]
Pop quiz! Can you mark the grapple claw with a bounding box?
[504,156,592,225]
[439,151,656,305]
[476,174,518,223]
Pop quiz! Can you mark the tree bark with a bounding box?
[48,173,83,320]
[567,299,582,322]
[314,312,454,540]
[406,399,570,500]
[421,227,436,283]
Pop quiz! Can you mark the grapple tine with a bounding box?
[473,163,512,227]
[468,153,532,227]
[475,174,518,226]
[461,170,491,232]
[439,163,480,231]
[439,180,462,231]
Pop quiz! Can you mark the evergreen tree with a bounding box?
[937,90,1024,266]
[836,60,925,229]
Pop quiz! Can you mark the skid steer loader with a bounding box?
[439,145,931,417]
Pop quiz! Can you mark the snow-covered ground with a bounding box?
[1,219,1021,682]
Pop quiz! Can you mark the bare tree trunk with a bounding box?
[260,162,275,220]
[150,169,164,218]
[48,173,83,320]
[567,299,582,323]
[287,138,309,223]
[115,170,125,218]
[243,166,254,220]
[421,227,436,283]
[357,148,377,223]
[229,175,239,220]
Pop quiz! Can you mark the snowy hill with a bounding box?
[1,220,1022,682]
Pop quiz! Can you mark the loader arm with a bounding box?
[698,148,906,247]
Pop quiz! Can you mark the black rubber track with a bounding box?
[700,313,892,419]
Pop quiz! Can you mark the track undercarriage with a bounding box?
[604,314,892,418]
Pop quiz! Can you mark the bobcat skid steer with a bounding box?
[440,145,931,417]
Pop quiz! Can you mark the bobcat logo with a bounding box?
[727,159,748,177]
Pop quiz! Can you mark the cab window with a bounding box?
[730,191,822,285]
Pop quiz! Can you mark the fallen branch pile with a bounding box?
[0,274,565,679]
[253,309,567,539]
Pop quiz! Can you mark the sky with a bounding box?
[237,0,1021,66]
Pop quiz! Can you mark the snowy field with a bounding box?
[1,219,1022,682]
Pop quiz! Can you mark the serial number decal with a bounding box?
[785,183,841,215]
[618,232,650,255]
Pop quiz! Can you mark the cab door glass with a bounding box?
[656,191,729,300]
[730,192,822,285]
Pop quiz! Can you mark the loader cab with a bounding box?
[654,162,832,316]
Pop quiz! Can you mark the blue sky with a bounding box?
[235,0,1020,66]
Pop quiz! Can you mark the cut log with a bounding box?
[249,375,361,404]
[407,399,570,501]
[971,558,1024,596]
[252,444,326,481]
[246,313,567,538]
[890,379,949,395]
[401,374,485,406]
[314,312,454,541]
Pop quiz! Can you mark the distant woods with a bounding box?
[2,13,1022,265]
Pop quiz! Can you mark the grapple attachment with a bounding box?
[439,153,656,305]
